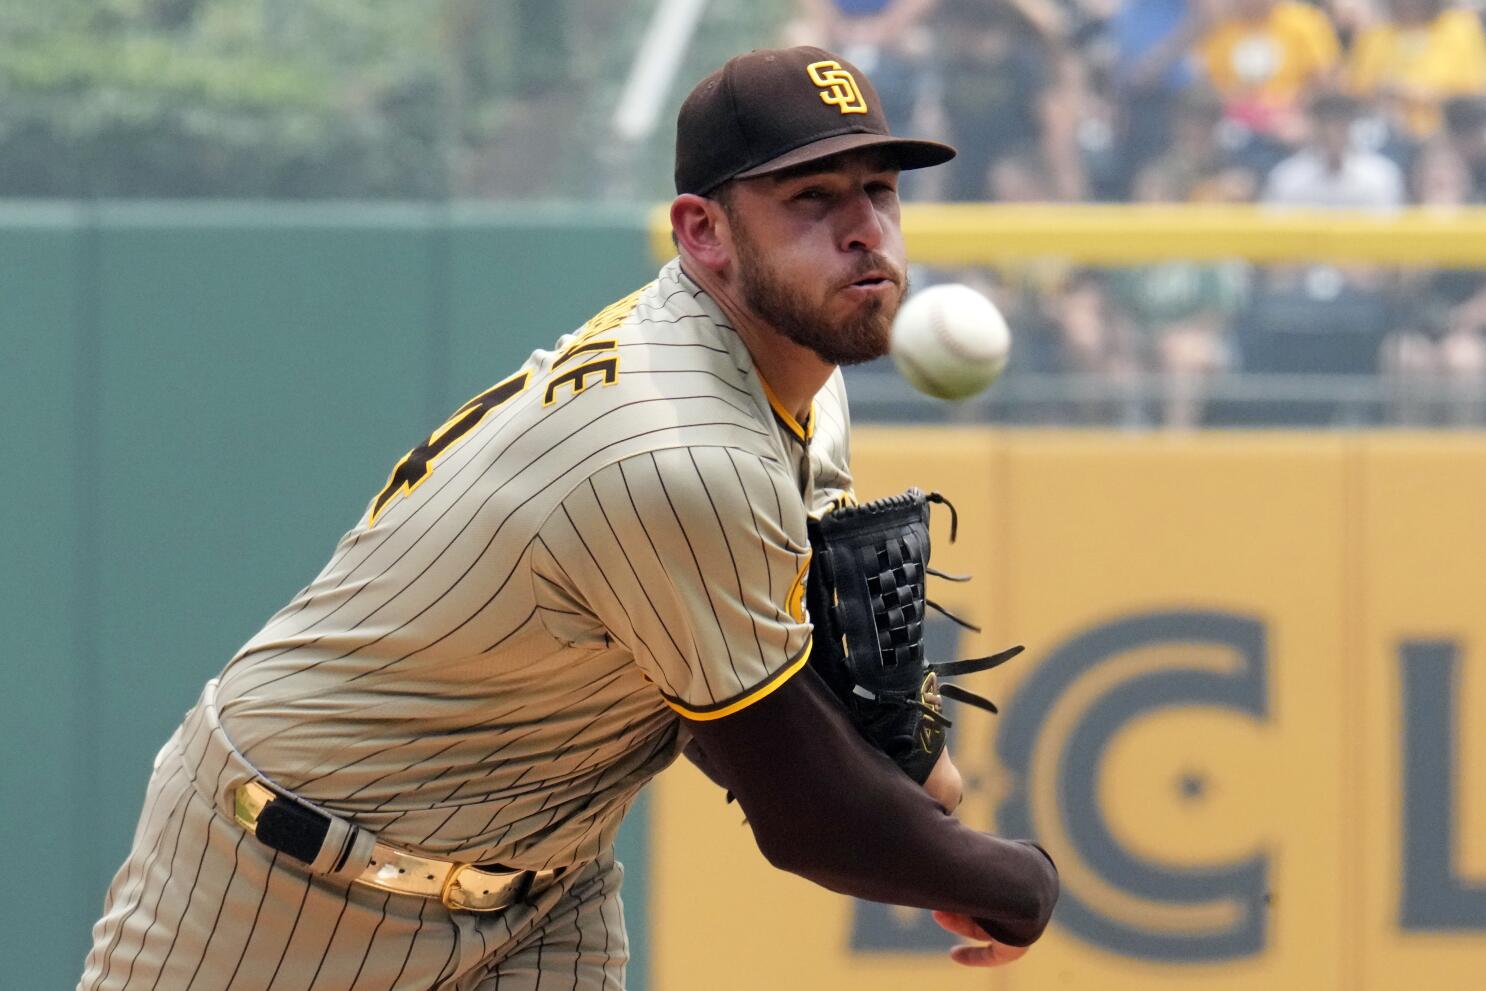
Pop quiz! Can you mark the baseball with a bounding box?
[890,283,1011,400]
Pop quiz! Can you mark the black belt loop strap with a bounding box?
[254,793,333,866]
[511,870,536,904]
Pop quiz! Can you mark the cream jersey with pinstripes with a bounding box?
[213,257,855,872]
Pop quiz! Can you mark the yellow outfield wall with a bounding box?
[646,429,1486,990]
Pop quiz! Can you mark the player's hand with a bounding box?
[922,746,963,814]
[931,911,1032,968]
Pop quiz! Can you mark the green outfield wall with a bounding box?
[0,202,656,990]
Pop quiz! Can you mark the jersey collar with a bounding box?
[759,375,815,444]
[669,258,817,445]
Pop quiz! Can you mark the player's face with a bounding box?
[722,151,908,366]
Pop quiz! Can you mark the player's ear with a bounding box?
[670,193,732,272]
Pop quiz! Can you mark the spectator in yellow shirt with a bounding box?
[1348,0,1486,138]
[1195,0,1341,144]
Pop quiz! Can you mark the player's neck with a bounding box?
[681,260,834,424]
[737,322,834,427]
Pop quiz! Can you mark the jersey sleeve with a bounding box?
[533,446,814,718]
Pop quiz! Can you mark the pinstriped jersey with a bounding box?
[214,258,855,870]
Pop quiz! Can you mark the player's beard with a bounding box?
[731,221,906,366]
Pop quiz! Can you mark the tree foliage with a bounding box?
[0,0,793,200]
[0,0,474,197]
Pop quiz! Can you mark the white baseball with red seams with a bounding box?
[889,283,1011,400]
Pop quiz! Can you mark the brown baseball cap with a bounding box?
[674,46,956,196]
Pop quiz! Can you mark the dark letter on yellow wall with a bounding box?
[997,611,1270,961]
[1400,640,1486,930]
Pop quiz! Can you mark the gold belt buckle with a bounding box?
[440,864,530,912]
[233,780,272,832]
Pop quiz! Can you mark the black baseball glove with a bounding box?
[804,488,1022,783]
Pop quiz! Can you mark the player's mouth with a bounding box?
[842,272,898,296]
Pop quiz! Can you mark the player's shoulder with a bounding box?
[551,261,769,430]
[497,262,777,487]
[612,257,740,352]
[542,258,732,352]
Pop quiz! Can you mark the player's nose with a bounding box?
[837,188,886,254]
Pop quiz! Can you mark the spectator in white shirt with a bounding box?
[1261,91,1405,209]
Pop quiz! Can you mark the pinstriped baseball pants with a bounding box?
[78,705,629,990]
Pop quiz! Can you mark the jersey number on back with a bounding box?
[368,371,529,526]
[367,285,647,526]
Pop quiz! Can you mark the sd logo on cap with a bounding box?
[673,46,955,196]
[807,60,868,115]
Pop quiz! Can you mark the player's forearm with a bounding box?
[752,743,1058,946]
[683,669,1059,945]
[782,806,1058,946]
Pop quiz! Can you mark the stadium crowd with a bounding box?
[789,0,1486,425]
[9,0,1484,426]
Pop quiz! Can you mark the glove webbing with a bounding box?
[831,492,1021,724]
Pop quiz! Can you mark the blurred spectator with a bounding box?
[1109,162,1247,428]
[1194,0,1341,151]
[1383,136,1486,423]
[1244,91,1399,386]
[1261,91,1405,208]
[989,150,1061,201]
[1108,0,1202,193]
[1324,0,1376,44]
[1347,0,1486,140]
[786,0,937,131]
[1259,88,1401,303]
[1410,133,1476,205]
[1040,269,1140,423]
[956,36,1126,413]
[1139,84,1260,202]
[935,0,1086,200]
[1442,95,1486,198]
[1382,270,1486,423]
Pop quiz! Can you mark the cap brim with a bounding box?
[733,132,956,181]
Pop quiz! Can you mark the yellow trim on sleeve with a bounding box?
[784,550,812,624]
[664,638,813,722]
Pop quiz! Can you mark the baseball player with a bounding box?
[80,46,1057,990]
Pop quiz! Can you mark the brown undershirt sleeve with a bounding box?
[680,738,730,790]
[681,665,1059,946]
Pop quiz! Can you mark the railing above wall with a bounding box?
[649,203,1486,267]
